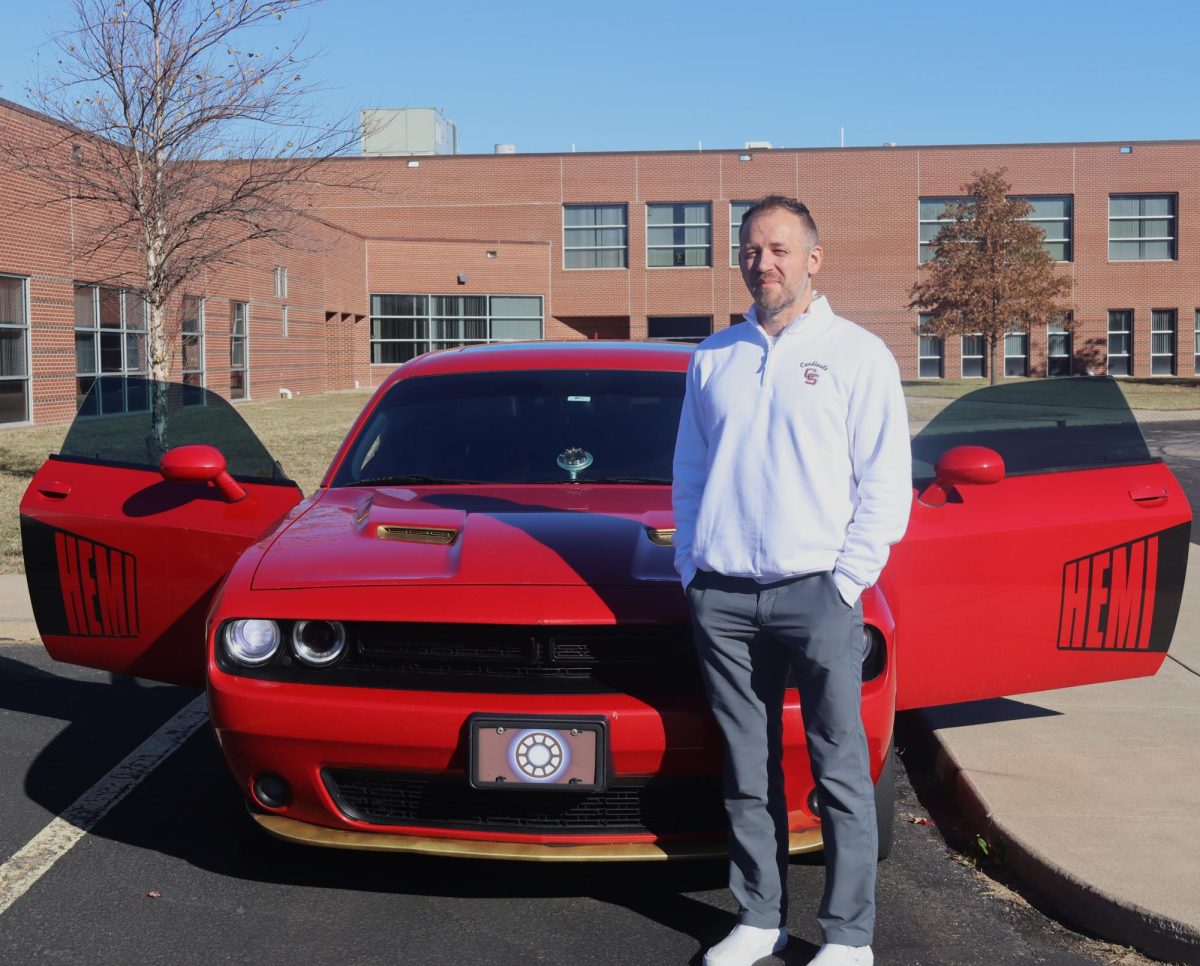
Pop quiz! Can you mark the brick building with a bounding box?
[1,96,1196,426]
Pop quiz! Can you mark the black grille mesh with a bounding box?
[323,769,726,836]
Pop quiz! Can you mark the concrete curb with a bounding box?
[926,716,1200,965]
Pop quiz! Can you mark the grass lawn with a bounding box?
[1,376,1197,575]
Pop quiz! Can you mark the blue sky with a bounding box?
[0,0,1196,155]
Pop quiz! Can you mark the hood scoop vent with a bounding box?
[376,524,460,546]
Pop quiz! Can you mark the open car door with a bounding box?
[887,377,1190,711]
[20,378,303,688]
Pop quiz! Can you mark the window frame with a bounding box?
[273,266,288,298]
[645,202,712,269]
[1047,317,1073,377]
[1194,309,1200,376]
[181,295,205,388]
[1108,194,1177,261]
[0,273,31,425]
[1003,330,1029,377]
[729,200,755,266]
[916,313,944,379]
[1107,309,1133,376]
[73,283,149,412]
[1017,194,1074,262]
[961,333,986,379]
[231,300,249,400]
[1150,308,1177,376]
[562,204,628,270]
[370,293,545,365]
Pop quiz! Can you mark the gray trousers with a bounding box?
[686,568,875,946]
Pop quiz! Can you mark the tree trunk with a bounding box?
[989,335,1000,386]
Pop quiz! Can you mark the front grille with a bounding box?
[323,768,726,836]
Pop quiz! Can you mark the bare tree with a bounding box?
[7,0,360,405]
[909,169,1072,385]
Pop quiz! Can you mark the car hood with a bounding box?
[250,485,679,590]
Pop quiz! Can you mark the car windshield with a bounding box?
[333,369,686,486]
[911,376,1152,485]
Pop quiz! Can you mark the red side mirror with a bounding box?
[919,445,1005,508]
[160,444,247,503]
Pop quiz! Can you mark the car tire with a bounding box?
[875,743,895,861]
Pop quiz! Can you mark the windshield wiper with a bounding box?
[349,475,483,486]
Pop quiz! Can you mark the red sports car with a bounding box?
[19,342,1190,861]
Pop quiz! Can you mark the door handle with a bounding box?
[1128,486,1167,508]
[38,481,72,499]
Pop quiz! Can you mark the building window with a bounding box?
[1021,196,1073,262]
[231,301,248,400]
[1151,309,1176,375]
[918,197,960,264]
[647,202,711,267]
[563,204,627,269]
[74,284,148,411]
[0,275,29,424]
[273,266,288,298]
[281,305,288,338]
[1194,310,1200,375]
[370,294,544,364]
[730,200,755,266]
[181,296,204,387]
[917,313,944,378]
[1004,331,1029,376]
[961,334,986,378]
[1109,195,1176,260]
[1048,317,1072,376]
[647,316,712,343]
[1107,310,1133,376]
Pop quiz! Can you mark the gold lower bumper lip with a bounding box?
[250,810,824,862]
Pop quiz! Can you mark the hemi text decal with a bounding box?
[54,531,140,637]
[1058,535,1157,650]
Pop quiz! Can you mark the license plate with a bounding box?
[468,715,607,792]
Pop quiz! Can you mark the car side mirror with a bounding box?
[918,445,1005,508]
[160,444,247,503]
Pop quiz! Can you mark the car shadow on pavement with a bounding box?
[915,696,1061,729]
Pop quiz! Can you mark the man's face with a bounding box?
[738,208,823,321]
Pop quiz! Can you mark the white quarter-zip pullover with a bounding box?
[671,296,912,603]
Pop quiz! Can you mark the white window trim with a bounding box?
[645,202,712,269]
[231,301,249,400]
[1047,321,1072,377]
[0,273,32,425]
[1150,308,1177,376]
[562,204,628,271]
[1003,330,1030,377]
[369,294,545,365]
[960,332,986,379]
[916,313,944,379]
[281,304,289,338]
[730,200,755,267]
[1194,309,1200,376]
[181,296,205,388]
[1107,194,1177,262]
[1107,309,1133,377]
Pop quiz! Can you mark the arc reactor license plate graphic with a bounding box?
[469,716,607,791]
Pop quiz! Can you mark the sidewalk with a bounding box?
[923,547,1200,965]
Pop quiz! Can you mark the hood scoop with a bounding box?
[376,524,460,545]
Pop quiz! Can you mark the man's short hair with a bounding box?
[740,195,820,247]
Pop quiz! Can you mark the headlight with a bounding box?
[292,620,347,667]
[224,619,282,667]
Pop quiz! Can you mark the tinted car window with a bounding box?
[59,376,287,481]
[912,377,1152,485]
[334,370,685,486]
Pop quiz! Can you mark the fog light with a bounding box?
[253,772,292,809]
[292,619,347,666]
[224,619,281,667]
[862,626,886,682]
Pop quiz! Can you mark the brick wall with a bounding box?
[1,95,1198,426]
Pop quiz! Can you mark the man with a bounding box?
[672,196,912,966]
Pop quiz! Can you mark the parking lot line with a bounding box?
[0,693,209,916]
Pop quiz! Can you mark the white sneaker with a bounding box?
[806,944,874,965]
[702,924,788,966]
